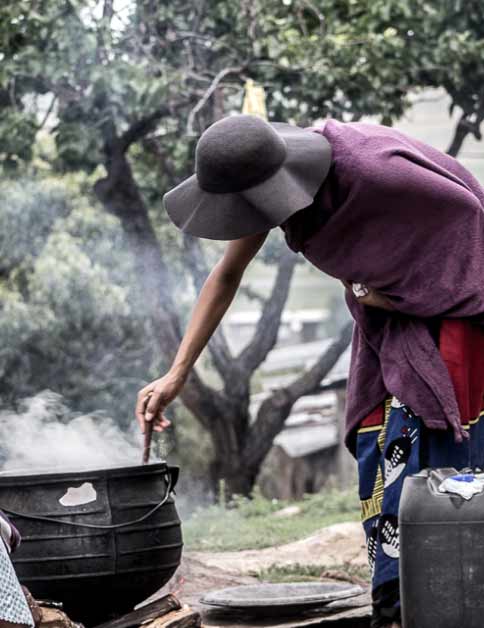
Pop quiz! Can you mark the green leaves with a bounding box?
[1,0,483,178]
[0,177,148,417]
[0,178,70,274]
[0,109,37,168]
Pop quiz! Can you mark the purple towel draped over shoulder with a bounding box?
[282,119,484,453]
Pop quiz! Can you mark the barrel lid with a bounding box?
[201,582,364,612]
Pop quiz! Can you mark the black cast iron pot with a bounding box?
[0,463,183,625]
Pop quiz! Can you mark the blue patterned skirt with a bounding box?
[357,397,484,628]
[0,539,34,627]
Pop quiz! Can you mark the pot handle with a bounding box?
[2,474,173,530]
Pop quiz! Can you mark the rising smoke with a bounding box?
[0,390,148,473]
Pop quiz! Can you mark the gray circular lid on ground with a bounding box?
[201,582,364,609]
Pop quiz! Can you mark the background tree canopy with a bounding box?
[0,178,150,418]
[1,0,483,495]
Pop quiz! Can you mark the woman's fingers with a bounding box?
[153,414,172,433]
[157,410,172,428]
[136,390,172,434]
[153,402,172,431]
[146,390,163,422]
[136,374,180,434]
[136,389,152,433]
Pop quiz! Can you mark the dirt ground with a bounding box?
[186,522,367,575]
[157,522,371,628]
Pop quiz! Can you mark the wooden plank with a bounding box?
[143,608,202,628]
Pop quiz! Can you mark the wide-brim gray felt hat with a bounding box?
[163,114,332,241]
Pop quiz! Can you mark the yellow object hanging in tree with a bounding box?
[242,79,267,120]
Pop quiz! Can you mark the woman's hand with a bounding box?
[135,371,186,434]
[342,281,395,311]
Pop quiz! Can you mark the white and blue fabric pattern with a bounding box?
[0,538,34,627]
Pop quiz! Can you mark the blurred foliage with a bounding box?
[1,0,481,277]
[1,0,483,180]
[0,178,70,276]
[0,177,152,423]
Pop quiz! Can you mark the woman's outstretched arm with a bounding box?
[135,231,268,432]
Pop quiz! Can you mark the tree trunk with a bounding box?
[447,113,470,157]
[94,144,179,345]
[207,402,254,497]
[209,455,255,499]
[447,108,484,158]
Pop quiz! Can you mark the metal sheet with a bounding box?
[201,582,364,611]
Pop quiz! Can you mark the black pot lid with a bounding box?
[201,582,364,610]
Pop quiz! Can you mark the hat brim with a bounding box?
[163,123,331,241]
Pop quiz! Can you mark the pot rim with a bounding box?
[0,461,179,486]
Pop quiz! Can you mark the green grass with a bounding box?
[256,563,370,584]
[183,487,360,552]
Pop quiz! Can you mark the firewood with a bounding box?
[38,607,79,628]
[143,607,202,628]
[93,596,182,628]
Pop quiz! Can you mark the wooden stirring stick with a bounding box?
[143,419,154,464]
[142,392,154,464]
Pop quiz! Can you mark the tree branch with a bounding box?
[446,104,484,157]
[238,247,297,375]
[182,234,234,378]
[285,320,353,400]
[447,112,472,157]
[120,97,195,151]
[238,284,265,305]
[37,94,57,130]
[141,137,177,179]
[186,65,246,135]
[120,105,171,150]
[182,233,210,293]
[298,0,326,35]
[244,320,353,471]
[102,0,114,20]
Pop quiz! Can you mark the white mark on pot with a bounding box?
[59,482,97,507]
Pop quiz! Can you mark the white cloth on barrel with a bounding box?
[0,537,34,626]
